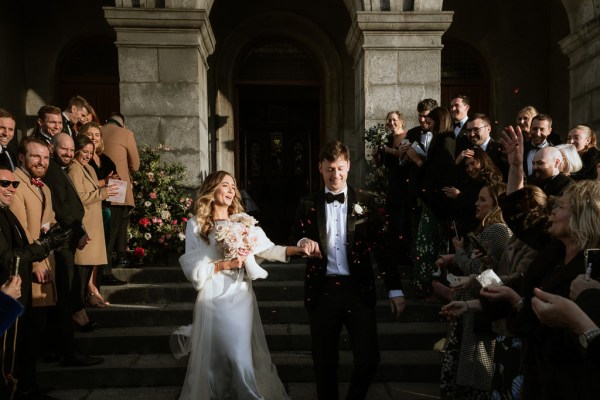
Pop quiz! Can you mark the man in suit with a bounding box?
[101,112,139,272]
[524,113,554,177]
[294,140,406,400]
[455,113,509,179]
[406,98,438,154]
[530,146,573,196]
[43,133,103,367]
[32,106,63,146]
[0,108,17,171]
[0,167,72,400]
[61,96,90,137]
[450,94,471,156]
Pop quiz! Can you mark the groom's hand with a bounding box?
[298,238,322,258]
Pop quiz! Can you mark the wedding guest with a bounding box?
[515,105,538,140]
[567,125,600,180]
[480,126,600,399]
[78,122,125,291]
[0,108,17,171]
[405,107,456,297]
[437,182,511,399]
[172,171,307,399]
[555,143,583,176]
[68,134,118,309]
[294,140,405,399]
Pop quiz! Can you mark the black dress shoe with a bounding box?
[74,320,99,332]
[102,274,127,286]
[60,353,104,367]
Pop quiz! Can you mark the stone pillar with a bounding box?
[346,11,453,140]
[104,4,215,185]
[559,15,600,131]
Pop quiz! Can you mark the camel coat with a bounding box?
[9,167,57,307]
[101,122,140,207]
[68,160,109,265]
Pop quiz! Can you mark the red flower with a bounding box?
[182,217,188,223]
[133,247,145,258]
[139,217,151,228]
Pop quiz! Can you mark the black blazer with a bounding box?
[0,207,48,306]
[42,158,86,243]
[528,173,574,197]
[294,186,402,309]
[0,147,17,171]
[417,132,457,220]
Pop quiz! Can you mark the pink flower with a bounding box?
[138,217,151,228]
[172,220,178,225]
[150,192,157,199]
[182,217,188,223]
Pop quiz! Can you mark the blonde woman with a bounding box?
[567,125,600,180]
[172,171,307,400]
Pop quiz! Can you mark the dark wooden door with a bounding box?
[237,84,321,242]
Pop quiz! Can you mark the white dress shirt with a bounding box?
[453,117,468,138]
[324,187,350,276]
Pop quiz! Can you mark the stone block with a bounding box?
[571,93,591,126]
[120,82,199,116]
[366,51,398,84]
[125,116,160,144]
[158,48,200,82]
[158,116,199,149]
[119,48,159,83]
[397,50,440,84]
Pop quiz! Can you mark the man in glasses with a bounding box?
[0,167,72,400]
[456,113,508,180]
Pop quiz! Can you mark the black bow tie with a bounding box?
[325,192,345,204]
[453,122,461,129]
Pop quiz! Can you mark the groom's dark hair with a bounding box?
[319,140,349,162]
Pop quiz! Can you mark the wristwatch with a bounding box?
[579,328,600,349]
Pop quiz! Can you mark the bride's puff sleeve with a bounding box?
[179,219,217,291]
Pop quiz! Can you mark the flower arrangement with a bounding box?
[363,124,389,207]
[214,213,268,280]
[214,213,259,260]
[128,144,193,263]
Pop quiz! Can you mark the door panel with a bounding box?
[238,85,321,242]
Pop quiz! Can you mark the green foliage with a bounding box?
[127,144,193,263]
[363,124,389,207]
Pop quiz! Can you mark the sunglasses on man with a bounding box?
[0,180,20,189]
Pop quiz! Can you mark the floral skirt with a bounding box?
[412,204,449,297]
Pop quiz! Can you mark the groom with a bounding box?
[295,140,406,399]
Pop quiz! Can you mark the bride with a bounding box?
[172,171,308,399]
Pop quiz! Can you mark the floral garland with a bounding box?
[128,144,194,263]
[363,124,389,207]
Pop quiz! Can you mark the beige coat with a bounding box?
[10,167,57,307]
[101,123,140,207]
[68,160,109,265]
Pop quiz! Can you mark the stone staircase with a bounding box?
[39,260,447,399]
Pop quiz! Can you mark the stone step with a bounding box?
[87,300,446,326]
[37,350,443,389]
[73,322,448,354]
[46,382,441,400]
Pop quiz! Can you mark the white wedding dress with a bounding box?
[172,215,290,400]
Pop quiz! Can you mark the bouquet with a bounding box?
[214,213,268,280]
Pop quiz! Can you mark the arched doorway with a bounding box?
[441,40,490,116]
[236,40,322,241]
[59,35,119,122]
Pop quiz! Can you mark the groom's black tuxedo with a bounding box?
[294,186,402,399]
[295,186,402,308]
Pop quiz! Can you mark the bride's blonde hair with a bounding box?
[193,171,244,243]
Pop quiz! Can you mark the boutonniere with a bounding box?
[352,202,367,217]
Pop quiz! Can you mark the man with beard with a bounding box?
[455,113,508,180]
[524,113,555,177]
[42,133,103,367]
[530,146,573,196]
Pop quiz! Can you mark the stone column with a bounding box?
[104,3,215,185]
[346,10,453,139]
[559,15,600,131]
